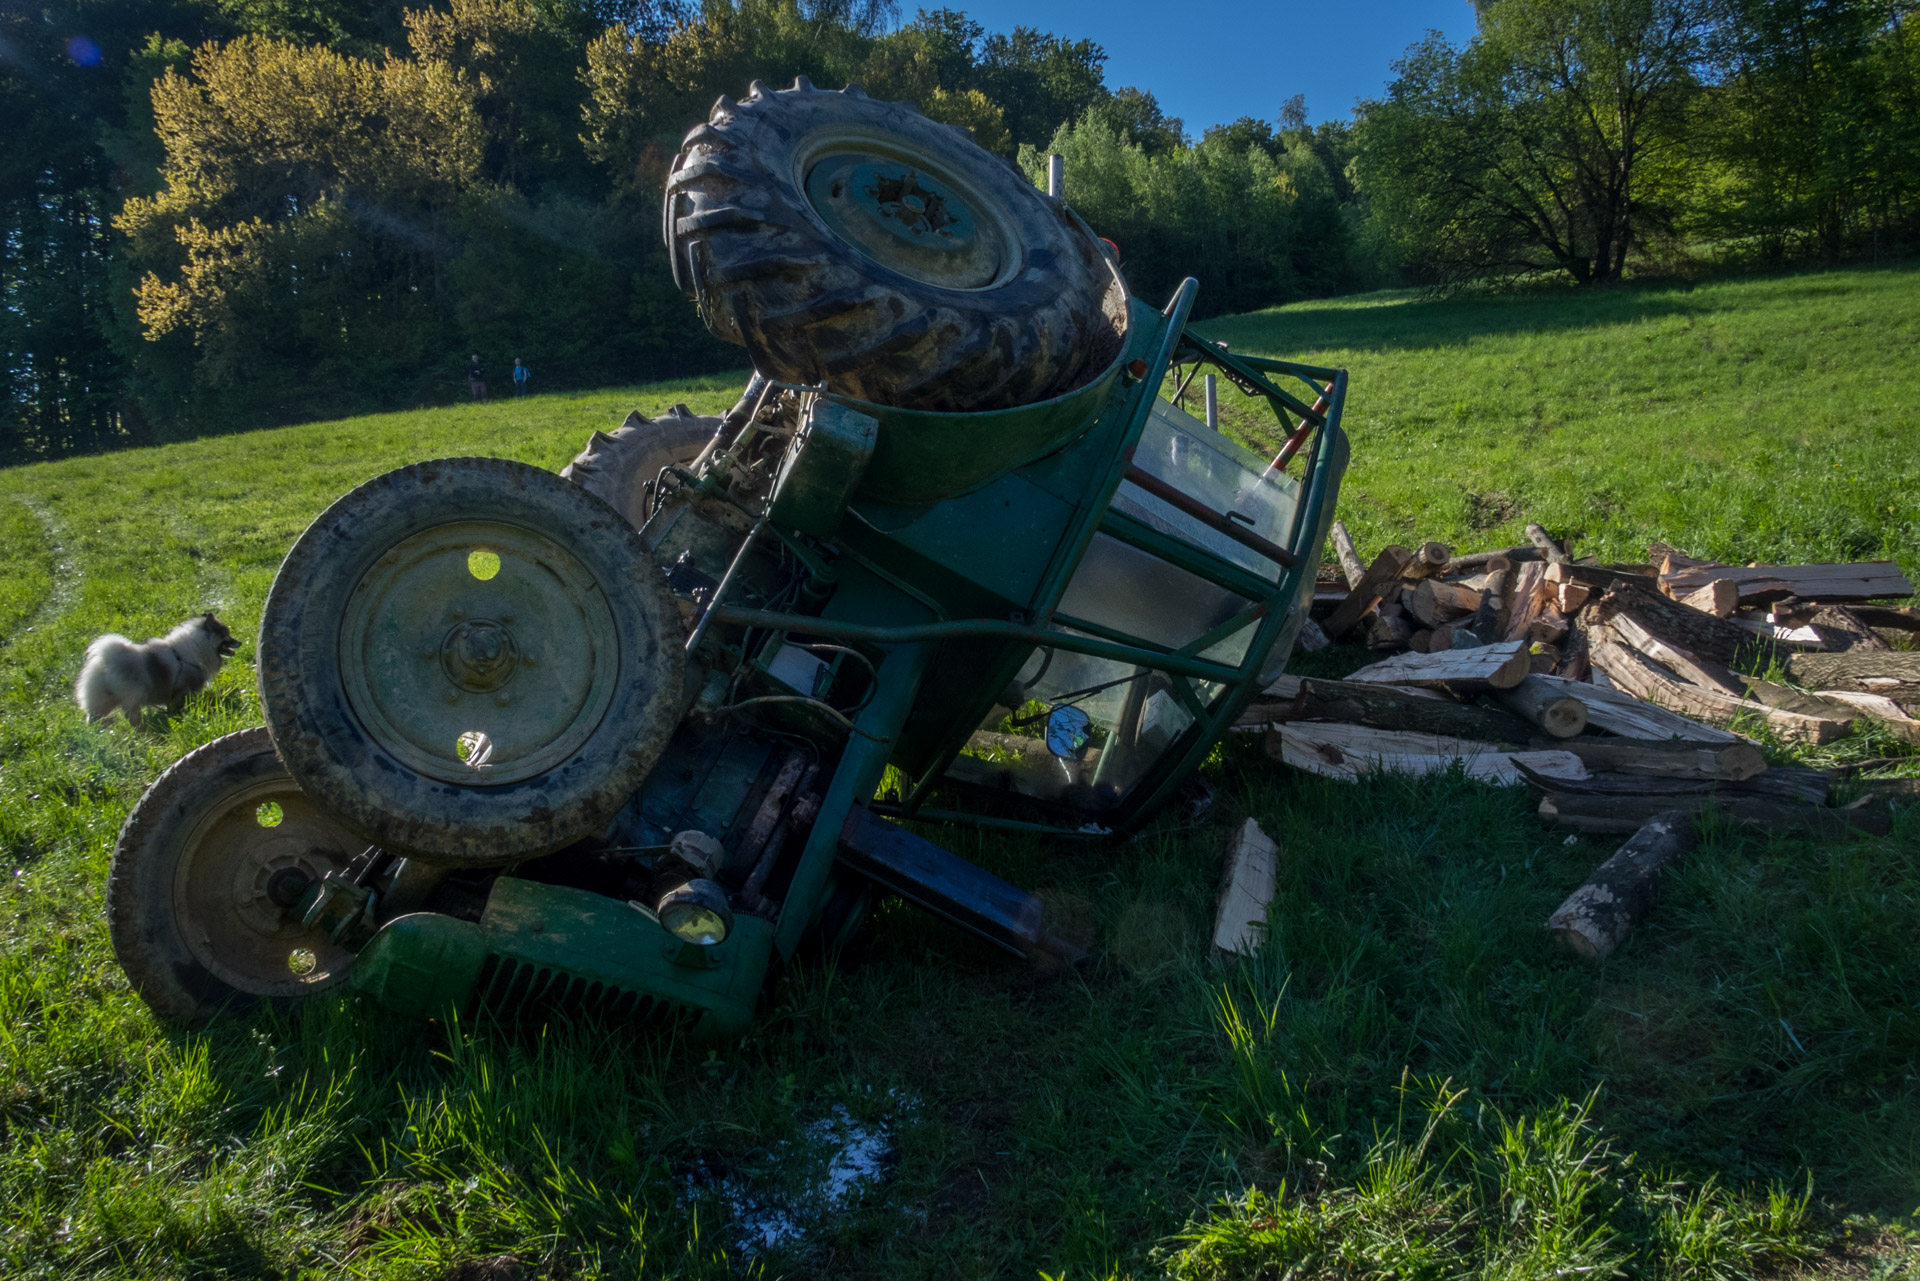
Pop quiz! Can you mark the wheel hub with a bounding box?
[440,618,520,693]
[338,519,621,787]
[806,153,1010,290]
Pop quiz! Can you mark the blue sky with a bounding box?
[953,0,1482,131]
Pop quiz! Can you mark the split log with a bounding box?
[1726,614,1829,649]
[1738,676,1879,726]
[1546,811,1696,958]
[1525,522,1569,565]
[1270,721,1587,786]
[1847,604,1920,634]
[1344,639,1533,690]
[1408,628,1434,653]
[1585,582,1753,666]
[1525,671,1741,743]
[1297,617,1330,653]
[1329,521,1367,589]
[1496,675,1589,738]
[1310,586,1349,619]
[1236,675,1534,742]
[1547,561,1662,595]
[1502,563,1550,643]
[1807,604,1892,653]
[1322,545,1414,641]
[1546,737,1766,781]
[1366,608,1414,651]
[1783,651,1920,696]
[1212,819,1278,956]
[1659,561,1915,605]
[1602,612,1745,697]
[1680,579,1740,618]
[1463,559,1512,644]
[1589,636,1850,744]
[1649,541,1722,575]
[1403,541,1453,581]
[1555,581,1593,614]
[1528,612,1570,645]
[1808,690,1920,744]
[1537,792,1891,838]
[1408,578,1483,628]
[1445,545,1542,574]
[1519,765,1829,805]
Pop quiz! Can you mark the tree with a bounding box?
[1358,0,1709,285]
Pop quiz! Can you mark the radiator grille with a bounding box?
[470,953,691,1027]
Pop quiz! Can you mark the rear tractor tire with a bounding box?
[665,77,1127,412]
[560,404,719,529]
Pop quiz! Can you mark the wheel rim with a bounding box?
[338,519,621,787]
[803,143,1017,291]
[173,774,358,998]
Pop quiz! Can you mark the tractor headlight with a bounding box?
[657,878,733,946]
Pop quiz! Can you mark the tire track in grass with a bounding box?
[2,496,79,650]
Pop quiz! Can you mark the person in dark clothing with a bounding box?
[512,358,530,396]
[468,355,487,402]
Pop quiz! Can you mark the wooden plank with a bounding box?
[1547,811,1696,958]
[1235,674,1533,742]
[1321,545,1414,641]
[1524,671,1742,744]
[1546,737,1767,781]
[1659,561,1915,605]
[1212,819,1278,956]
[1590,636,1851,744]
[1344,639,1532,690]
[1270,721,1587,786]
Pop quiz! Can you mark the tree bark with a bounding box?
[1237,675,1534,743]
[1547,811,1696,958]
[1496,674,1589,738]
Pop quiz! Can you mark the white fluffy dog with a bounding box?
[75,613,240,727]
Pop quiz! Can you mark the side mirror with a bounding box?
[1045,705,1093,759]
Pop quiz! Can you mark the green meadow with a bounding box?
[1,269,1916,1279]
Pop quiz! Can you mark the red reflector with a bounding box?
[1099,237,1121,262]
[1125,359,1148,380]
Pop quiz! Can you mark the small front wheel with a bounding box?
[107,728,361,1024]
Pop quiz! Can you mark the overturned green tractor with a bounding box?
[107,78,1350,1035]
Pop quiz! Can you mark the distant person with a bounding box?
[468,355,487,402]
[512,357,530,397]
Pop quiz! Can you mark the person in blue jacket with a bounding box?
[512,358,531,397]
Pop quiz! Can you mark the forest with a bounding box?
[3,0,1918,460]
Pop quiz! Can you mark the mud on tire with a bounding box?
[665,77,1127,413]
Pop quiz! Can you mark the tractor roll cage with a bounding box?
[714,278,1348,838]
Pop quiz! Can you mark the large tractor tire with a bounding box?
[560,404,719,528]
[108,728,360,1024]
[258,458,683,866]
[665,77,1127,413]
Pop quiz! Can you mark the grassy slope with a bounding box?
[1199,267,1920,581]
[0,276,1916,1280]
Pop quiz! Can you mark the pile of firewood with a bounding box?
[1234,521,1919,958]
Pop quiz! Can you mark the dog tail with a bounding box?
[76,634,131,721]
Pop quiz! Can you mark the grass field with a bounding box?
[2,268,1917,1279]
